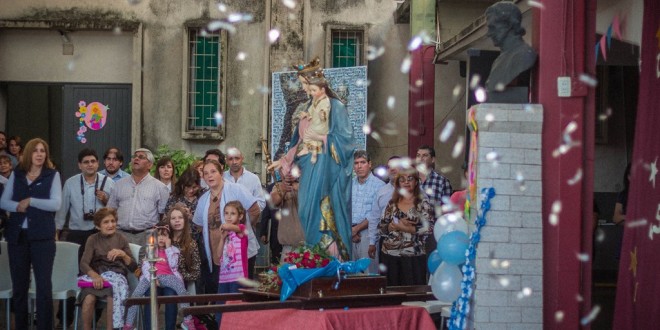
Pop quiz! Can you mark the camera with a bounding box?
[83,211,95,221]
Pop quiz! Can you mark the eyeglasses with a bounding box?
[133,154,148,160]
[398,176,417,183]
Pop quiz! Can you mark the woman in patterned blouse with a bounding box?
[378,170,434,286]
[165,168,202,235]
[168,204,201,282]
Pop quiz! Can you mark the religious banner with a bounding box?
[613,0,660,328]
[270,66,367,159]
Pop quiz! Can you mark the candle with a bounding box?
[147,235,154,259]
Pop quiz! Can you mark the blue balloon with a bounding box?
[427,249,442,273]
[431,262,463,302]
[438,231,469,265]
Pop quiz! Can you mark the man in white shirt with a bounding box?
[107,148,169,245]
[224,147,266,279]
[351,150,384,273]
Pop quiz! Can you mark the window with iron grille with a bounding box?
[329,28,366,68]
[183,27,227,139]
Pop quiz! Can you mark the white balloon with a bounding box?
[431,262,463,302]
[434,212,468,241]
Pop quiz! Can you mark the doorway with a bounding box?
[2,82,132,180]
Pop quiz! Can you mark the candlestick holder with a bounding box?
[145,235,160,330]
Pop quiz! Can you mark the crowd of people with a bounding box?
[0,126,464,330]
[0,60,464,330]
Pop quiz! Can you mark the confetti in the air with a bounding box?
[374,166,387,178]
[452,84,463,99]
[237,277,261,288]
[576,253,590,262]
[579,73,598,87]
[362,124,372,135]
[386,96,396,109]
[528,0,545,9]
[439,120,455,142]
[400,56,412,74]
[567,168,583,185]
[282,0,296,9]
[515,171,526,191]
[379,263,388,273]
[268,29,280,43]
[214,112,223,126]
[452,137,464,158]
[549,200,562,226]
[580,305,601,325]
[626,219,648,228]
[367,45,385,60]
[598,107,613,121]
[486,151,500,164]
[408,35,423,51]
[208,21,236,34]
[475,87,487,103]
[291,166,301,178]
[469,75,481,90]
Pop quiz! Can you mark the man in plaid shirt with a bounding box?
[416,145,453,207]
[417,145,452,255]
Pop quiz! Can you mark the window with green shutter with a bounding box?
[331,30,364,68]
[185,27,227,138]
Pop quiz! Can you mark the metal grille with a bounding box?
[331,30,363,67]
[187,28,221,131]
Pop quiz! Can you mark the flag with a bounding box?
[613,1,660,328]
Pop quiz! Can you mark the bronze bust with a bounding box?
[484,2,537,93]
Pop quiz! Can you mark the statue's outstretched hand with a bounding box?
[268,159,282,172]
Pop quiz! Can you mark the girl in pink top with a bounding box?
[216,201,248,325]
[124,226,195,330]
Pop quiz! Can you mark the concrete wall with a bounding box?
[0,0,412,176]
[471,103,544,330]
[434,60,466,188]
[0,29,133,83]
[432,1,493,190]
[305,0,410,167]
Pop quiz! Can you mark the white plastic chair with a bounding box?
[128,243,142,291]
[128,243,142,330]
[73,243,143,330]
[0,241,13,329]
[29,241,80,330]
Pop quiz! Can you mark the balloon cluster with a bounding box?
[429,213,469,302]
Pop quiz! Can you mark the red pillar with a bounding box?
[533,0,596,328]
[408,45,436,158]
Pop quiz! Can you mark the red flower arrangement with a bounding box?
[259,245,332,292]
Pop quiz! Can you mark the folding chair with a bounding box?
[0,241,13,330]
[29,241,80,330]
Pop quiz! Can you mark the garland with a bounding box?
[448,187,496,330]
